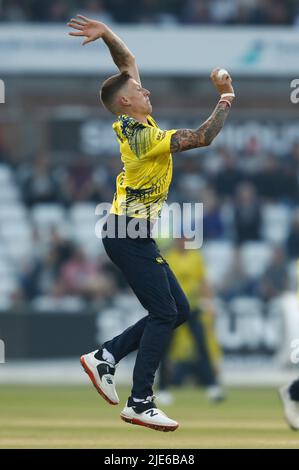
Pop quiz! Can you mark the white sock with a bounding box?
[133,397,145,402]
[102,348,116,365]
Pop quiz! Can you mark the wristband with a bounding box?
[219,99,231,108]
[221,92,235,98]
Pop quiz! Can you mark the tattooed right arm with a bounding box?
[170,100,232,153]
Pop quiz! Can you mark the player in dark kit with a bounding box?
[68,15,235,431]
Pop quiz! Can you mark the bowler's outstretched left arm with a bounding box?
[68,15,141,84]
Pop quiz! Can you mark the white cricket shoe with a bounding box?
[120,396,179,432]
[279,384,299,430]
[80,350,119,405]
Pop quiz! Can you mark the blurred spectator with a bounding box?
[286,209,299,260]
[78,0,114,23]
[182,0,212,24]
[219,249,257,300]
[253,154,289,201]
[248,0,291,25]
[0,0,296,25]
[202,188,225,240]
[209,0,237,24]
[138,0,160,24]
[58,246,115,301]
[61,156,97,204]
[284,141,299,200]
[258,245,289,300]
[1,0,26,22]
[20,247,60,300]
[234,182,261,244]
[176,157,206,202]
[48,0,70,23]
[21,153,61,206]
[213,148,243,198]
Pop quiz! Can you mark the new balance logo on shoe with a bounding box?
[120,396,179,432]
[145,409,158,417]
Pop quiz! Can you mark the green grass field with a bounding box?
[0,385,298,449]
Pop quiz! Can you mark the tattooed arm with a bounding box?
[171,67,235,153]
[170,101,231,153]
[102,28,140,84]
[67,15,140,83]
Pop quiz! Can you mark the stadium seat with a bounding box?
[32,296,86,313]
[262,204,291,243]
[31,204,70,238]
[0,259,16,276]
[69,203,97,223]
[287,260,297,292]
[31,204,66,227]
[5,243,34,262]
[0,164,13,184]
[0,184,21,201]
[240,242,272,278]
[72,227,104,258]
[0,221,32,241]
[202,241,235,288]
[0,203,28,221]
[0,276,18,295]
[0,297,12,311]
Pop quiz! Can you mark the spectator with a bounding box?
[1,0,26,22]
[234,182,261,244]
[22,153,60,206]
[286,209,299,260]
[61,156,96,204]
[202,188,225,240]
[213,148,243,198]
[182,0,212,24]
[58,246,116,301]
[253,154,288,201]
[219,249,257,300]
[77,0,114,24]
[48,0,70,23]
[258,245,289,301]
[209,0,237,24]
[0,0,296,25]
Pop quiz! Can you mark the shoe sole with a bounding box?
[80,356,119,406]
[120,414,179,432]
[278,388,299,431]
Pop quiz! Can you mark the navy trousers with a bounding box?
[102,215,190,399]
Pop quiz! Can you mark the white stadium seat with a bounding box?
[240,241,272,278]
[0,165,13,184]
[69,203,97,223]
[0,203,28,221]
[0,276,18,295]
[4,240,34,262]
[0,221,32,241]
[32,296,85,313]
[31,204,66,227]
[202,241,235,288]
[0,185,21,201]
[262,204,291,244]
[72,226,104,258]
[31,204,70,237]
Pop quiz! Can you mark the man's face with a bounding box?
[120,78,152,115]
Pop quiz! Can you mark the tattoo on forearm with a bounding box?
[170,101,231,153]
[106,38,132,68]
